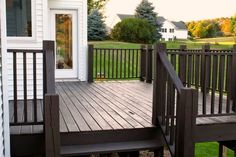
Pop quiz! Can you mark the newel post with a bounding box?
[152,43,167,125]
[43,40,55,94]
[88,45,94,83]
[175,88,198,157]
[232,45,236,111]
[45,94,60,157]
[146,45,153,83]
[178,45,187,86]
[140,45,146,81]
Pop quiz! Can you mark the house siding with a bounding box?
[0,5,5,157]
[7,0,87,100]
[7,0,44,100]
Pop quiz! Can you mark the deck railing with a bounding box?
[8,41,60,157]
[153,43,198,157]
[153,43,236,157]
[7,49,44,126]
[166,45,236,116]
[88,45,153,82]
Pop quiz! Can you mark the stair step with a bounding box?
[61,140,162,156]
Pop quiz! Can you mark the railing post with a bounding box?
[178,45,187,85]
[232,45,236,111]
[43,40,55,94]
[140,45,146,81]
[45,94,60,157]
[152,43,167,125]
[146,45,153,83]
[88,45,94,83]
[201,44,211,93]
[175,88,198,157]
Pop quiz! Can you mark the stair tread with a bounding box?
[61,140,162,156]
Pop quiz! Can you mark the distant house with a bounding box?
[108,14,188,41]
[159,19,188,41]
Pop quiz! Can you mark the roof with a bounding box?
[117,14,135,20]
[117,14,165,23]
[171,21,187,30]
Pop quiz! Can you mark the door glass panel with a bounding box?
[55,14,73,69]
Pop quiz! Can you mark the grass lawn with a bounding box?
[195,142,234,157]
[90,39,236,156]
[89,38,235,49]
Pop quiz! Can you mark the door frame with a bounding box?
[50,9,78,79]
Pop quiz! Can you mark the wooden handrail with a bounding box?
[158,51,184,93]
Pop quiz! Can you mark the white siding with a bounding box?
[0,1,7,156]
[160,21,188,41]
[7,0,44,100]
[0,18,5,157]
[6,0,88,99]
[160,21,176,41]
[175,29,188,39]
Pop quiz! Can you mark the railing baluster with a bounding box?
[100,49,102,78]
[116,49,119,79]
[218,55,225,114]
[124,50,127,79]
[33,52,37,122]
[195,54,200,90]
[187,54,192,87]
[95,48,98,79]
[112,49,114,79]
[13,52,18,123]
[108,49,110,79]
[120,49,123,79]
[136,49,139,78]
[128,49,131,78]
[211,55,218,114]
[104,49,106,79]
[23,52,28,122]
[226,55,232,113]
[132,49,135,78]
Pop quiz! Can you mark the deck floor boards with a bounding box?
[9,81,236,135]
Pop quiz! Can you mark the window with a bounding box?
[6,0,32,37]
[169,29,174,33]
[168,38,172,41]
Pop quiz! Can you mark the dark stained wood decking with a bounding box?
[10,81,236,135]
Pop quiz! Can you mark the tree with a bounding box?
[230,14,236,43]
[135,0,161,40]
[88,0,108,14]
[88,10,107,41]
[111,18,157,44]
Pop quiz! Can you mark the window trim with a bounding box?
[6,0,36,41]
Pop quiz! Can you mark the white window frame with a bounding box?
[6,0,36,41]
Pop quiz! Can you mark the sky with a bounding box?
[104,0,236,26]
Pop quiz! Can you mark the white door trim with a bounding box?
[50,9,78,79]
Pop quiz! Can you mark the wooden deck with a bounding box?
[9,81,236,135]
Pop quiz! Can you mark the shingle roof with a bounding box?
[171,21,187,30]
[117,14,166,23]
[117,14,135,20]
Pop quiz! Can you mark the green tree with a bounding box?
[230,14,236,43]
[111,18,157,44]
[135,0,161,40]
[88,0,108,14]
[88,10,107,41]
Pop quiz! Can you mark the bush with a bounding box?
[111,18,157,44]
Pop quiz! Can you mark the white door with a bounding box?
[51,10,78,79]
